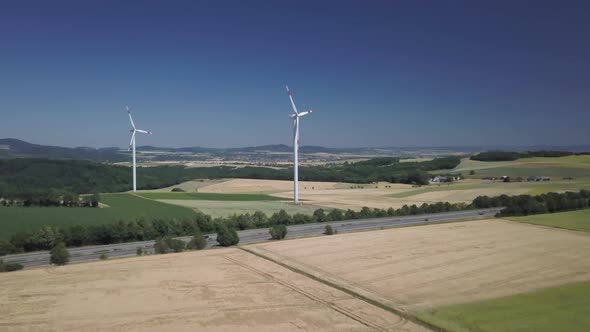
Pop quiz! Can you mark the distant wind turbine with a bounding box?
[287,85,313,204]
[126,106,152,192]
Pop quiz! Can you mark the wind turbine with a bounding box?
[126,106,152,192]
[287,85,313,204]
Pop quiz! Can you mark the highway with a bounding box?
[2,208,502,268]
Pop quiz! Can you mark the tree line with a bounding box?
[2,190,589,264]
[1,191,100,208]
[470,151,587,162]
[472,190,590,216]
[0,201,468,255]
[0,157,461,200]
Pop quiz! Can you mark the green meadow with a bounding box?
[508,208,590,233]
[417,280,590,332]
[446,155,590,180]
[0,194,195,239]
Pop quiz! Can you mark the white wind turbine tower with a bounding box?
[287,85,313,204]
[126,106,152,192]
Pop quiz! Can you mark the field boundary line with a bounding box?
[239,246,450,332]
[499,216,590,236]
[223,254,391,332]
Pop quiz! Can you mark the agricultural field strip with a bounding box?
[0,249,428,331]
[416,280,590,332]
[248,219,590,312]
[0,193,196,240]
[138,192,286,201]
[508,208,590,233]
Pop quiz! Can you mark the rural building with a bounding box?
[429,175,460,184]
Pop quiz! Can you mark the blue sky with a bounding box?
[0,0,589,148]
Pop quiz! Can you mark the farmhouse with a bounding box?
[429,175,461,184]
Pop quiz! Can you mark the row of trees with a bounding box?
[0,259,23,272]
[1,192,100,208]
[0,201,469,255]
[470,151,586,162]
[472,190,590,216]
[0,156,462,200]
[5,190,586,256]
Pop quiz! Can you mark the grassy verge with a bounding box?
[417,280,590,332]
[138,192,286,201]
[507,208,590,233]
[0,194,195,240]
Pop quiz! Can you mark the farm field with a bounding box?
[0,248,427,332]
[441,155,590,180]
[509,208,590,233]
[197,178,339,193]
[138,192,286,201]
[247,219,590,311]
[157,199,320,217]
[0,194,195,240]
[145,179,226,192]
[417,280,590,332]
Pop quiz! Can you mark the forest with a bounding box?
[0,156,461,199]
[470,151,584,162]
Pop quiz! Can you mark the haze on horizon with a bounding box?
[1,1,589,149]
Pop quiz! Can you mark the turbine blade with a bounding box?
[128,131,136,151]
[127,106,136,129]
[286,85,299,115]
[136,129,152,134]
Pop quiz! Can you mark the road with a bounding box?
[2,208,502,268]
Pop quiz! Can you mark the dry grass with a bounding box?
[0,249,427,332]
[194,179,538,211]
[198,178,339,193]
[248,219,590,312]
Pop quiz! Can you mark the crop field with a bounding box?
[197,178,339,193]
[190,178,590,215]
[157,199,320,217]
[248,219,590,312]
[147,179,226,192]
[508,208,590,233]
[139,192,286,201]
[0,248,428,332]
[0,194,195,240]
[417,280,590,332]
[443,156,590,180]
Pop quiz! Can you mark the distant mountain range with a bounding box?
[1,138,589,162]
[0,138,127,162]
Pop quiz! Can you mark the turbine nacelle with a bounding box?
[290,110,313,118]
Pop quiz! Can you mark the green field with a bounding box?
[417,280,590,332]
[508,209,590,233]
[138,192,286,201]
[0,194,195,239]
[441,156,590,180]
[389,180,590,199]
[156,199,319,217]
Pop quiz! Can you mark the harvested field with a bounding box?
[248,219,590,311]
[198,178,339,193]
[0,249,427,332]
[157,199,320,217]
[143,179,225,192]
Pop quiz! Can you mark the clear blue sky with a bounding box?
[0,0,589,148]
